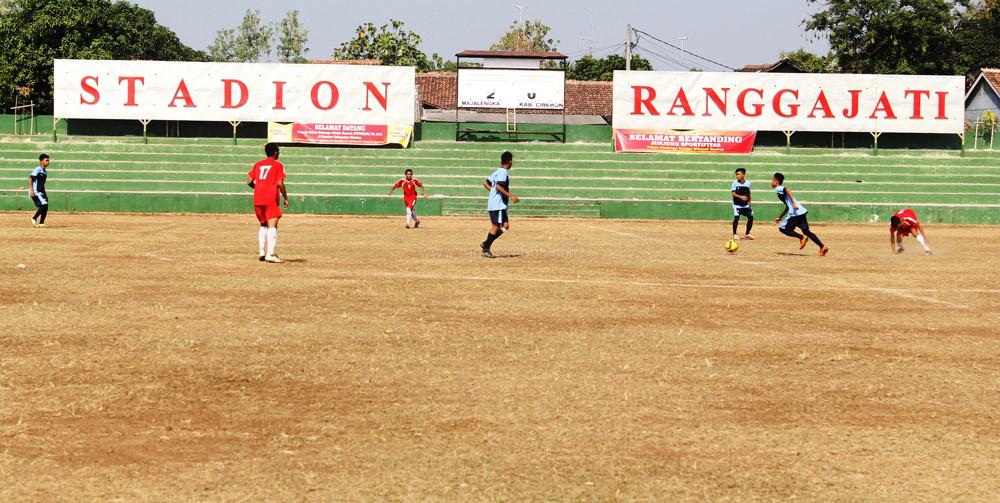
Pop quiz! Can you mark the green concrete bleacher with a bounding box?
[0,135,998,223]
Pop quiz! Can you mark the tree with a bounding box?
[277,10,309,63]
[957,1,1000,75]
[332,20,431,71]
[567,54,652,81]
[491,19,558,52]
[209,9,273,63]
[0,0,205,114]
[805,0,969,75]
[779,48,836,73]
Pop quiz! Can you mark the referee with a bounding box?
[29,153,50,227]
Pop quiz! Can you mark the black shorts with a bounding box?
[783,214,810,232]
[489,209,508,225]
[32,192,48,207]
[733,206,753,218]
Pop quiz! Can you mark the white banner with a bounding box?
[458,69,564,110]
[54,59,415,125]
[613,71,964,134]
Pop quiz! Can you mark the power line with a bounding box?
[635,45,687,71]
[632,28,736,71]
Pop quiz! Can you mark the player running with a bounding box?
[772,172,829,256]
[28,154,50,228]
[731,168,754,240]
[247,143,289,263]
[387,169,426,228]
[480,151,519,259]
[889,208,932,255]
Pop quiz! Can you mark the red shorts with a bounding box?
[404,197,417,209]
[254,204,282,224]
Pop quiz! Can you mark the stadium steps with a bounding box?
[0,135,998,223]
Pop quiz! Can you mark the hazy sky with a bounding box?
[129,0,829,70]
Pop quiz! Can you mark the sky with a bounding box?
[129,0,830,71]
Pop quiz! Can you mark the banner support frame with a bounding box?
[871,131,881,156]
[229,121,241,145]
[52,117,62,142]
[139,119,152,144]
[783,130,794,153]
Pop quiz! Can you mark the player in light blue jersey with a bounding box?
[731,168,754,240]
[480,151,519,258]
[772,172,829,256]
[28,154,50,227]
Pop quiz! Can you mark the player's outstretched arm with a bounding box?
[483,181,492,191]
[246,175,255,189]
[774,207,788,224]
[495,184,519,203]
[27,177,35,197]
[387,187,395,196]
[890,230,898,253]
[278,180,289,208]
[785,188,799,210]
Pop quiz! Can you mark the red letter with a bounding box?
[118,76,144,106]
[868,91,897,120]
[842,90,862,118]
[935,91,949,120]
[168,79,196,108]
[311,81,339,110]
[80,76,100,105]
[222,79,249,109]
[703,87,728,116]
[631,85,659,115]
[904,90,930,119]
[667,88,694,116]
[736,88,764,117]
[273,81,287,110]
[772,89,800,118]
[363,82,390,111]
[807,91,834,118]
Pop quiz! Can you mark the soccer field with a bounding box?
[3,213,999,500]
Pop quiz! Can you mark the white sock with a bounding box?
[258,227,267,255]
[266,228,278,256]
[405,208,412,226]
[915,234,930,252]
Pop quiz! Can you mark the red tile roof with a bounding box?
[415,73,612,116]
[982,68,1000,93]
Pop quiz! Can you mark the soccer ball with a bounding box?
[724,239,739,254]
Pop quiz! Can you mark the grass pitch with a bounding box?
[2,212,999,500]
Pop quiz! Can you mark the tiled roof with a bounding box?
[415,73,612,116]
[982,68,1000,94]
[310,59,382,66]
[736,59,807,73]
[456,50,567,60]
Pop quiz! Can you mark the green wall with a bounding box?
[0,114,68,135]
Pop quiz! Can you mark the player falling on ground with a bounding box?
[731,168,754,241]
[247,143,289,263]
[480,151,519,259]
[772,172,829,256]
[889,208,932,255]
[387,169,426,228]
[28,154,50,228]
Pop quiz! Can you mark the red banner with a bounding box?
[268,122,412,147]
[614,129,756,154]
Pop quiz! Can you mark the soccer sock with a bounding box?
[405,208,412,226]
[483,231,500,249]
[412,209,419,224]
[779,227,803,239]
[804,230,824,248]
[732,217,739,236]
[258,226,267,255]
[745,216,754,235]
[32,207,42,221]
[38,205,48,224]
[915,234,930,251]
[266,227,278,256]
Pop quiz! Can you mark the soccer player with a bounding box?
[387,169,426,228]
[28,154,50,228]
[772,172,829,256]
[889,208,932,255]
[731,168,754,240]
[480,151,519,258]
[247,143,289,263]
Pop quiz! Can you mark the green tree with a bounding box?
[0,0,205,114]
[491,19,558,52]
[805,0,969,74]
[209,9,273,63]
[779,48,835,73]
[277,10,309,63]
[568,54,652,81]
[332,20,431,70]
[957,1,1000,75]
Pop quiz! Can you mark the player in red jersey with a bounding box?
[889,208,932,255]
[247,143,289,263]
[387,169,426,228]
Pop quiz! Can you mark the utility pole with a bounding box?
[677,36,689,70]
[516,5,524,24]
[625,24,633,71]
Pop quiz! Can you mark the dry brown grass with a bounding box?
[1,212,999,501]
